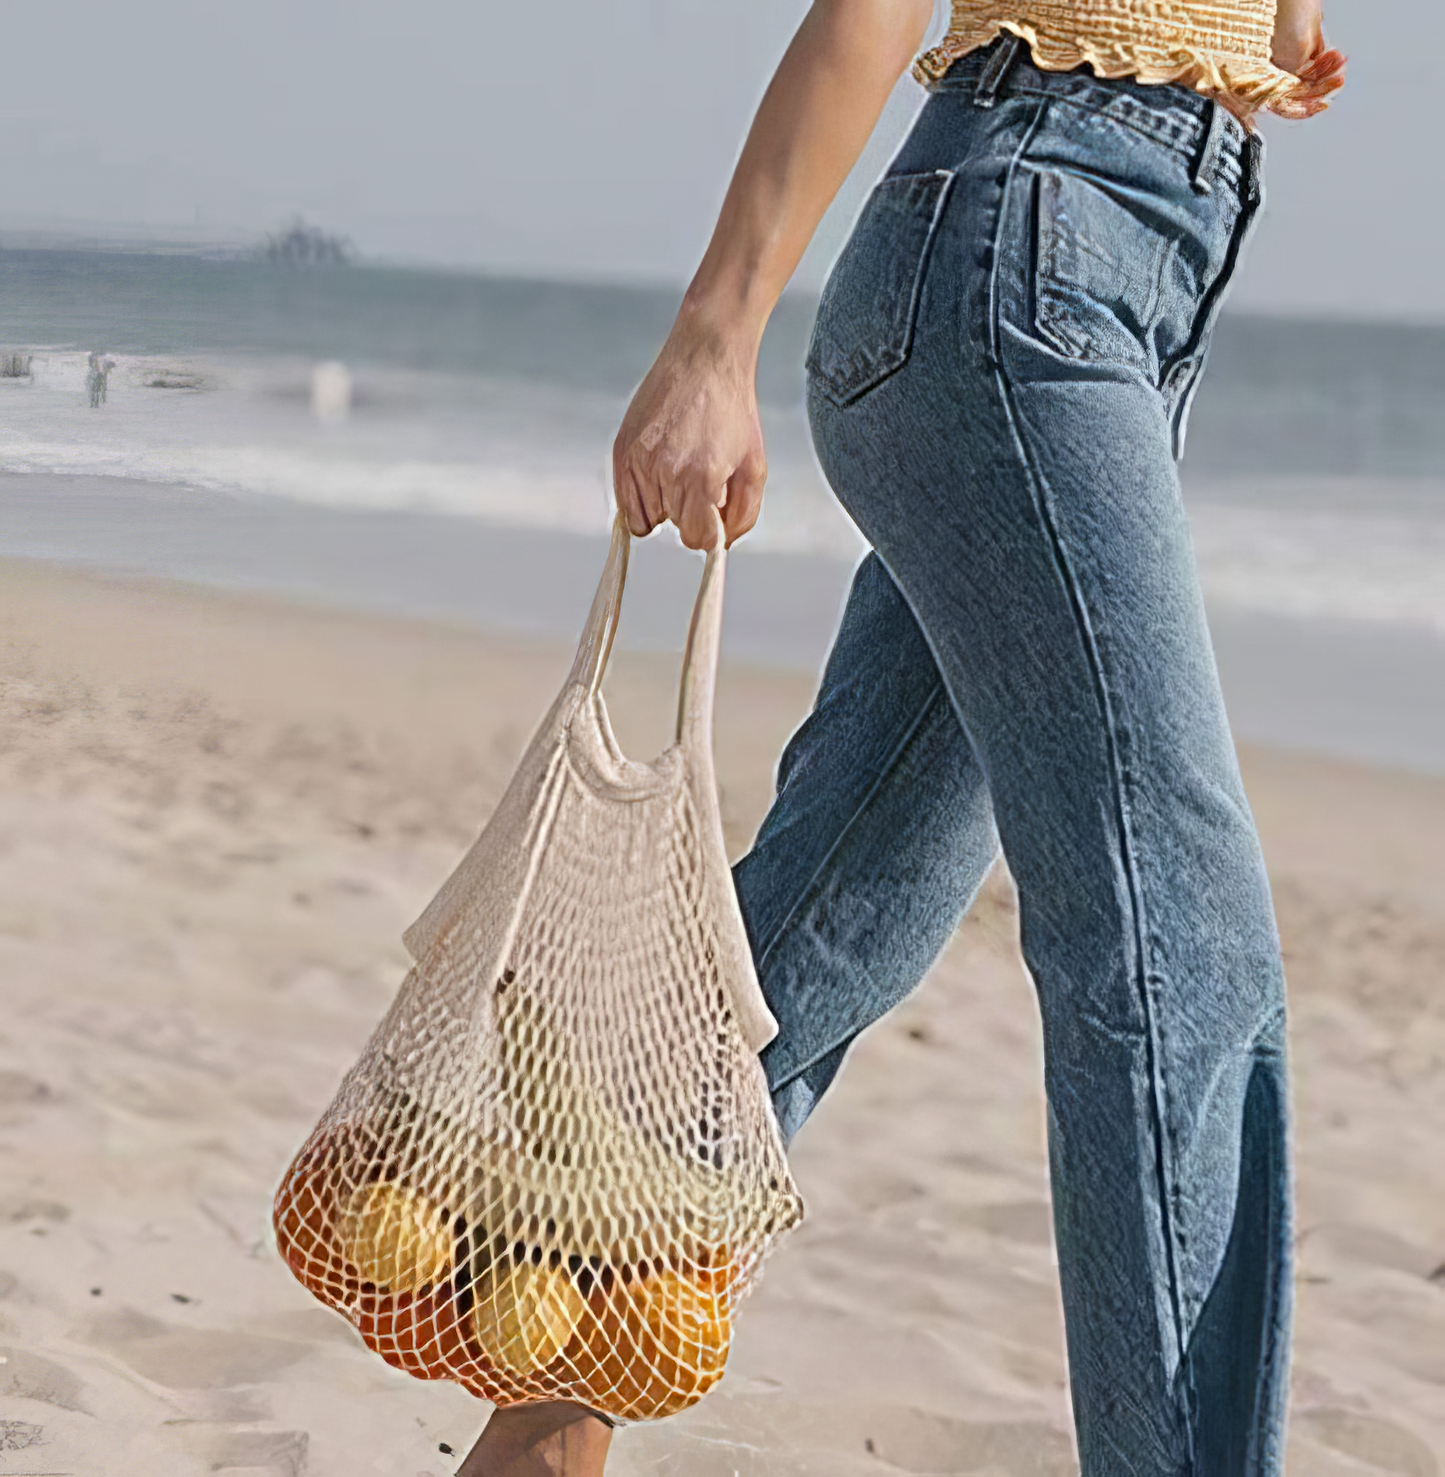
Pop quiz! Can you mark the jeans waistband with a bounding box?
[933,34,1257,198]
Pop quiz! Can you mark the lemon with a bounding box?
[469,1258,587,1376]
[339,1182,452,1292]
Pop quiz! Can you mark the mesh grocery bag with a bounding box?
[273,516,804,1420]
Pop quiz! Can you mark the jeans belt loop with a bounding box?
[973,33,1024,108]
[1244,130,1265,205]
[1191,99,1227,195]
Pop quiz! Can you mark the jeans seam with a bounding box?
[1165,176,1261,458]
[1006,87,1242,182]
[755,683,956,1100]
[753,681,950,975]
[763,972,880,1100]
[988,94,1196,1469]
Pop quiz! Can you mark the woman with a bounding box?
[463,2,1344,1473]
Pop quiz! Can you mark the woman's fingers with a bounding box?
[636,462,668,535]
[1299,45,1347,80]
[612,432,649,535]
[1277,43,1346,115]
[665,471,727,551]
[1294,47,1347,94]
[619,440,766,548]
[612,430,667,536]
[722,447,767,547]
[612,461,649,537]
[682,490,726,550]
[610,322,767,547]
[1271,44,1346,117]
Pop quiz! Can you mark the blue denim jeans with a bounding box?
[732,38,1292,1477]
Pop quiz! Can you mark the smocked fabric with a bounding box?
[915,2,1305,117]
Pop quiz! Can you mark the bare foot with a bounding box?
[456,1401,613,1477]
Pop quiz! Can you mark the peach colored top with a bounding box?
[915,1,1307,118]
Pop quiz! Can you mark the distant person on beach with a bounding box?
[466,1,1344,1474]
[86,352,111,408]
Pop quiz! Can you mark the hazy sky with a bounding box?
[2,0,1439,320]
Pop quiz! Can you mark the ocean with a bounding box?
[2,248,1443,772]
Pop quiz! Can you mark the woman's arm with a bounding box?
[613,0,934,550]
[1271,0,1346,116]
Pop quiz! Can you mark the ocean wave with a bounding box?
[4,353,1441,630]
[0,430,617,530]
[0,436,865,563]
[1190,502,1445,637]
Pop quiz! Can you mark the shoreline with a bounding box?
[0,558,1442,1474]
[3,469,1445,777]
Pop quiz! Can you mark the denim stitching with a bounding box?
[763,981,879,1099]
[937,63,1243,185]
[810,170,957,408]
[1015,87,1198,153]
[988,93,1196,1468]
[1162,170,1261,456]
[1012,89,1243,186]
[754,682,951,973]
[1191,100,1228,194]
[755,683,961,1095]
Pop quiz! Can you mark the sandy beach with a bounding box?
[1,556,1442,1477]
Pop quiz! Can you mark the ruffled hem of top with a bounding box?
[914,18,1309,121]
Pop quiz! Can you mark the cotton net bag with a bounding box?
[273,514,804,1421]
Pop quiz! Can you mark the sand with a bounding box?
[0,556,1442,1477]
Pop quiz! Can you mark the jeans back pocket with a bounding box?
[806,169,955,408]
[1032,167,1176,376]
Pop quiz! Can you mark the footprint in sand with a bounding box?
[1297,1408,1439,1477]
[1,1419,46,1451]
[0,1070,53,1105]
[858,1406,1075,1475]
[0,1072,54,1129]
[0,1196,69,1225]
[80,1308,308,1389]
[0,1345,92,1414]
[625,1394,1075,1477]
[204,1428,310,1477]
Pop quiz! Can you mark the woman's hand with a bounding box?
[613,308,766,551]
[1271,0,1346,117]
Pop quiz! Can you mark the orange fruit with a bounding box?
[560,1259,733,1419]
[274,1154,350,1302]
[640,1266,731,1372]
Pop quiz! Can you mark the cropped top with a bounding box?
[915,1,1307,118]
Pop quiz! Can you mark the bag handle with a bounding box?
[567,515,631,699]
[567,510,727,749]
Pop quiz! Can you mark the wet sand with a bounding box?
[1,559,1442,1476]
[5,471,1445,776]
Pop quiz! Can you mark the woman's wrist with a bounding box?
[671,285,768,374]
